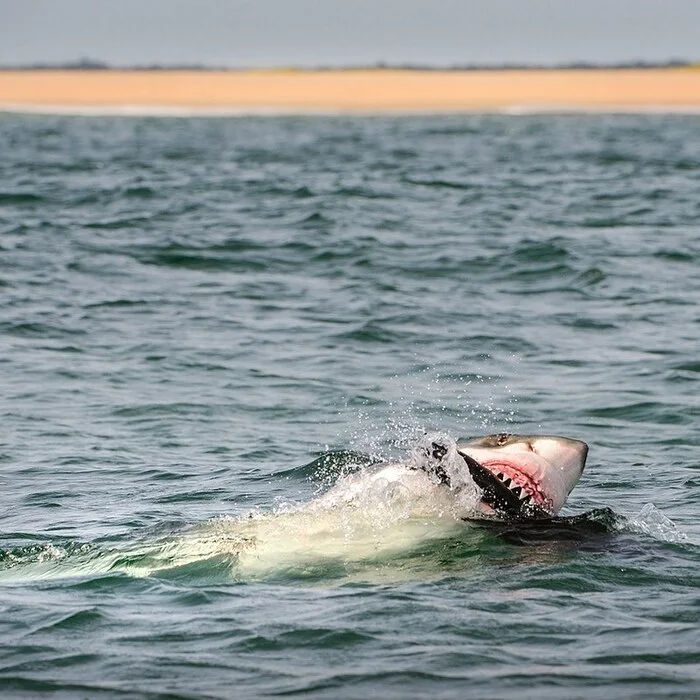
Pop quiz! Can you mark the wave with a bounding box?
[0,467,686,587]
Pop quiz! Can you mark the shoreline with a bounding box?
[1,68,700,114]
[4,104,700,118]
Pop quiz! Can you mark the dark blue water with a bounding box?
[1,112,699,698]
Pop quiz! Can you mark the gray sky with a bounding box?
[2,0,698,67]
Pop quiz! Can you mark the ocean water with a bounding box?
[1,111,699,699]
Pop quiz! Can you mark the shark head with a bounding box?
[456,433,588,518]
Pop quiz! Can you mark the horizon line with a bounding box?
[2,59,698,72]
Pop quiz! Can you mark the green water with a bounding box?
[0,112,699,698]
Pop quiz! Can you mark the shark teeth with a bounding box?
[496,472,533,503]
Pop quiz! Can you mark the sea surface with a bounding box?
[0,111,699,699]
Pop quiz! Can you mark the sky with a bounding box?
[2,0,699,68]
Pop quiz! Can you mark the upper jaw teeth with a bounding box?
[496,472,532,503]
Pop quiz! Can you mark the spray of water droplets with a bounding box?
[338,364,519,460]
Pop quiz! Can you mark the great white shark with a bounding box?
[0,432,591,582]
[315,432,589,521]
[112,432,587,580]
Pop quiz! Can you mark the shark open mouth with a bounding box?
[458,451,550,518]
[418,434,585,520]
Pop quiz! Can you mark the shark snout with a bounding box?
[530,436,588,501]
[536,436,587,471]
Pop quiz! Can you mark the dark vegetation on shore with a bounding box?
[1,57,696,71]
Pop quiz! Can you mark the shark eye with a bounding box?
[496,433,510,446]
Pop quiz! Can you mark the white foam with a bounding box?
[3,102,700,117]
[499,103,700,115]
[163,456,479,580]
[0,103,330,117]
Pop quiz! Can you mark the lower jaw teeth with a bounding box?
[494,470,537,506]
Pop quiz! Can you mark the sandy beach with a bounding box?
[0,68,699,114]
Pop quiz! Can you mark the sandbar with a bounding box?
[1,68,699,114]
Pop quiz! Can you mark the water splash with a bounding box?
[0,434,482,584]
[408,432,482,508]
[625,503,687,543]
[0,541,90,568]
[340,365,519,459]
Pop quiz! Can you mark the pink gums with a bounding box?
[480,460,551,510]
